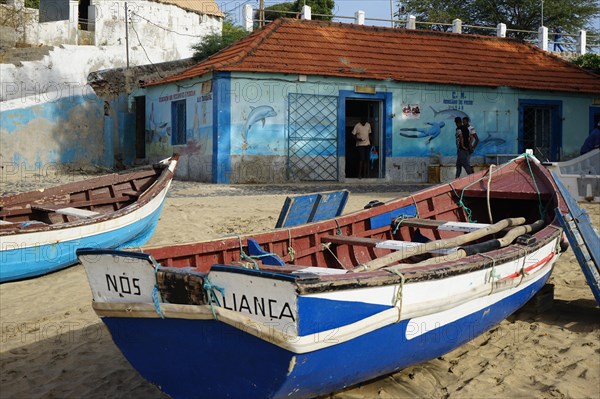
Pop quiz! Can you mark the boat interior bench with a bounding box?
[397,218,490,232]
[320,235,457,255]
[31,205,100,219]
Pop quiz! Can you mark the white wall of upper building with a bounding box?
[3,0,223,60]
[91,0,222,60]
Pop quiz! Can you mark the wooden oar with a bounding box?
[389,220,545,269]
[350,217,526,273]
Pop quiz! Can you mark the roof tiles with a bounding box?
[147,18,600,93]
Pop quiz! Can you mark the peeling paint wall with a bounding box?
[0,87,105,172]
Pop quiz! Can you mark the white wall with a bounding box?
[0,45,166,102]
[92,0,222,60]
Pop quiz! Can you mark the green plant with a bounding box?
[572,53,600,73]
[191,20,248,61]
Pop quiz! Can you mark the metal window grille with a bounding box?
[523,106,552,161]
[287,93,338,181]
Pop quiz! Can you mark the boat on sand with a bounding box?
[78,154,574,399]
[0,156,178,282]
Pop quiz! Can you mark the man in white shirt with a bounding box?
[352,116,372,178]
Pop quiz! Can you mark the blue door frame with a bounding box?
[589,106,600,131]
[338,90,393,178]
[518,99,562,161]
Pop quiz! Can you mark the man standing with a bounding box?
[352,116,372,178]
[463,116,479,154]
[580,122,600,155]
[455,117,473,178]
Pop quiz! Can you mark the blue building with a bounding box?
[139,18,600,183]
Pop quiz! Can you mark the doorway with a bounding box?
[519,100,562,162]
[345,99,382,178]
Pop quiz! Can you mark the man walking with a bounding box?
[455,117,473,178]
[463,116,479,154]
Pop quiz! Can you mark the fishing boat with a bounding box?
[0,156,178,283]
[544,148,599,203]
[78,154,574,399]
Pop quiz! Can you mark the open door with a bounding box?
[345,99,382,178]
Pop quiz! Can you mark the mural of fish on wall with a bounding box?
[399,121,446,144]
[242,105,277,150]
[429,106,469,120]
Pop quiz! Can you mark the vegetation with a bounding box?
[395,0,599,38]
[24,0,39,9]
[191,19,248,61]
[263,0,335,21]
[572,53,600,73]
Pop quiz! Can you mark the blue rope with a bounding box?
[152,266,165,319]
[203,276,225,320]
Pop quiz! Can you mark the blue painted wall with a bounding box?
[0,93,106,174]
[143,72,598,183]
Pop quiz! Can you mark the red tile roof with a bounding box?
[146,18,600,93]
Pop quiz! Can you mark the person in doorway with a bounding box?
[553,27,565,52]
[580,121,600,155]
[455,117,473,178]
[352,116,372,178]
[462,116,479,154]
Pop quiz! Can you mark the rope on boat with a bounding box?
[522,154,545,221]
[449,182,476,223]
[386,269,405,322]
[517,247,529,287]
[479,253,499,294]
[321,242,346,269]
[152,264,165,318]
[203,276,225,320]
[487,164,495,224]
[287,229,296,262]
[450,153,546,224]
[236,236,281,270]
[334,218,343,236]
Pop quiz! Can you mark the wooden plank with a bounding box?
[55,207,100,219]
[399,218,490,232]
[320,235,457,255]
[321,235,380,247]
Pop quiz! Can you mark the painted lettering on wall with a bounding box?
[158,90,196,103]
[221,293,295,321]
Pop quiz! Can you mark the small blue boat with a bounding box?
[0,156,178,282]
[78,154,571,398]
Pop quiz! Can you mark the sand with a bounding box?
[1,177,599,398]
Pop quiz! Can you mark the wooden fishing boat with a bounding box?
[0,156,178,282]
[78,154,575,399]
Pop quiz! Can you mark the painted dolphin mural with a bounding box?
[399,121,446,143]
[430,106,469,120]
[242,105,277,149]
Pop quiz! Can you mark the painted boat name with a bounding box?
[105,274,142,296]
[221,293,295,321]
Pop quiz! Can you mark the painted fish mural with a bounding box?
[476,132,507,152]
[242,105,277,149]
[429,106,469,120]
[399,121,446,143]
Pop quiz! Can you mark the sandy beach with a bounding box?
[1,176,599,398]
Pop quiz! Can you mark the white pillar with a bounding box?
[243,4,253,32]
[538,26,548,51]
[452,19,462,34]
[301,5,311,20]
[496,23,506,38]
[406,15,416,30]
[355,10,365,25]
[577,30,587,55]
